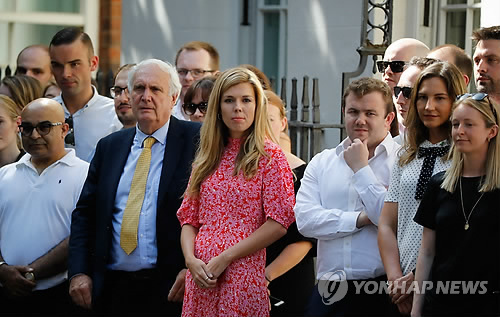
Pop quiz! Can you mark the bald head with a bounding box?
[428,44,472,85]
[22,98,65,120]
[16,45,53,88]
[21,98,68,169]
[382,38,430,90]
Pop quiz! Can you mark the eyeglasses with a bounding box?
[394,86,412,99]
[65,116,75,145]
[457,93,498,123]
[110,86,128,98]
[19,121,63,137]
[177,69,214,79]
[183,102,208,116]
[376,60,407,73]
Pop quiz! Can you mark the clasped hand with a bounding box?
[187,253,231,289]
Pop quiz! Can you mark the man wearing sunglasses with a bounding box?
[111,64,137,129]
[172,41,220,121]
[0,98,89,315]
[472,25,500,104]
[378,38,430,91]
[49,27,122,162]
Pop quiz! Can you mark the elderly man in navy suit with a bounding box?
[68,59,200,316]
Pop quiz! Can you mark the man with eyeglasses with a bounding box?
[49,27,122,162]
[172,41,220,121]
[393,57,439,143]
[472,25,500,104]
[111,64,137,129]
[0,98,89,315]
[378,38,430,92]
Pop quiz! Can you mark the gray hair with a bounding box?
[128,58,181,98]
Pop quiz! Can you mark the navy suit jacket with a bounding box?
[69,117,200,307]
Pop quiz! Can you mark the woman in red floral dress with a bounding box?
[177,67,295,317]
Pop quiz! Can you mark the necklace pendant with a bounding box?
[464,223,469,230]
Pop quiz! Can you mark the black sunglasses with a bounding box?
[376,60,407,73]
[65,116,75,146]
[394,86,412,99]
[19,121,63,137]
[457,93,498,123]
[183,102,208,116]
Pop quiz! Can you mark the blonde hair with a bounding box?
[442,97,500,192]
[400,62,466,165]
[0,95,22,149]
[186,67,272,197]
[1,75,43,113]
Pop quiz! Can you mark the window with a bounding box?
[256,0,287,89]
[437,0,481,56]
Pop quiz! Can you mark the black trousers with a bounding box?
[305,275,401,317]
[97,269,182,316]
[0,280,80,316]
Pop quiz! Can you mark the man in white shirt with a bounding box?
[0,98,89,315]
[295,78,400,316]
[172,41,219,121]
[49,27,122,162]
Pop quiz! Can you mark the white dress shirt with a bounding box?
[294,133,400,280]
[107,121,169,271]
[54,86,122,162]
[0,149,89,290]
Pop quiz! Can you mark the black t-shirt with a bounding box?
[414,172,500,316]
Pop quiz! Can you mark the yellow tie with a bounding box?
[120,137,157,255]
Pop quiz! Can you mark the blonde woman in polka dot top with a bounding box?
[378,62,467,315]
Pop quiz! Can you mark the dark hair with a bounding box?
[183,76,217,105]
[113,63,136,82]
[49,27,94,58]
[343,77,394,116]
[409,56,439,70]
[175,41,220,71]
[429,44,473,81]
[472,25,500,42]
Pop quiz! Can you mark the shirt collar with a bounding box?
[135,119,170,146]
[59,85,99,114]
[16,149,79,171]
[336,132,397,157]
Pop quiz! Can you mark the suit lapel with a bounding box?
[103,129,135,219]
[157,118,184,205]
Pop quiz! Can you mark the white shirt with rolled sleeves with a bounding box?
[54,86,122,162]
[294,133,400,280]
[0,149,89,290]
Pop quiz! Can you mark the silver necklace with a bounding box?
[459,177,485,230]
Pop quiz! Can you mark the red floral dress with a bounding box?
[177,138,295,317]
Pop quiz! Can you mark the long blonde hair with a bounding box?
[442,97,500,192]
[400,62,466,166]
[186,67,272,197]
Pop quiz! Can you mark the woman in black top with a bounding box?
[412,93,500,316]
[264,90,316,316]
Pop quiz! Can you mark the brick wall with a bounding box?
[99,0,121,73]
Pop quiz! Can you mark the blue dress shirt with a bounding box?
[108,121,170,271]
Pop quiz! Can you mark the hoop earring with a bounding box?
[217,113,221,120]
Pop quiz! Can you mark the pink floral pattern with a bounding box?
[177,138,295,317]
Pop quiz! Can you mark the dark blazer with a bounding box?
[69,117,200,308]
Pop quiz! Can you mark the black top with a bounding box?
[266,164,317,316]
[414,172,500,316]
[15,150,25,162]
